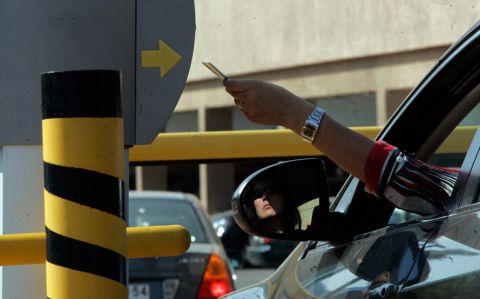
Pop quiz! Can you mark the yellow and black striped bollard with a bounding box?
[41,70,127,298]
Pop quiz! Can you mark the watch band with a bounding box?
[300,107,325,143]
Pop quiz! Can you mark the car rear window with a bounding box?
[129,199,207,243]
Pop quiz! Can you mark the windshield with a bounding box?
[129,199,207,243]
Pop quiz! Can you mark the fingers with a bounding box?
[226,88,248,98]
[223,78,257,92]
[234,97,243,107]
[234,97,252,122]
[234,97,248,113]
[223,78,244,91]
[224,79,260,118]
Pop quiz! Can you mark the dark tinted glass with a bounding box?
[252,185,281,199]
[398,205,480,298]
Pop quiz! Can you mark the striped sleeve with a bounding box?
[364,141,397,195]
[364,141,459,216]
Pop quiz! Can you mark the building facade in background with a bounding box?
[134,1,479,214]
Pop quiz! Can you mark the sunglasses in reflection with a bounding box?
[252,185,282,199]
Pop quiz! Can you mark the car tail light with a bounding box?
[261,237,274,244]
[250,235,275,245]
[197,254,234,299]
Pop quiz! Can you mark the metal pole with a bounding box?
[41,70,127,298]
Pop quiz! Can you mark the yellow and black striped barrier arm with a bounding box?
[41,70,127,298]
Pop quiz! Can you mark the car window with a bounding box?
[292,204,480,298]
[289,25,480,299]
[398,203,480,298]
[129,199,207,243]
[289,224,433,298]
[388,94,480,225]
[327,26,480,239]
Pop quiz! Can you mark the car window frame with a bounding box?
[329,24,480,240]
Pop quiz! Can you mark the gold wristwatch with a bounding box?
[300,107,325,143]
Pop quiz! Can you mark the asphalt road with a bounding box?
[234,268,276,290]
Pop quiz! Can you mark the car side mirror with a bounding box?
[231,158,348,241]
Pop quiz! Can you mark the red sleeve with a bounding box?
[364,140,396,195]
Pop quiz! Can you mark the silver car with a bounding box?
[128,191,235,299]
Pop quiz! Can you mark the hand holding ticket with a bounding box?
[202,62,228,80]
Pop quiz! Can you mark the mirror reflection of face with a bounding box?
[252,179,284,220]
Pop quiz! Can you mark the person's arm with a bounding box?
[224,79,459,216]
[224,79,374,182]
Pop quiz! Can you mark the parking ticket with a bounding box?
[202,62,228,80]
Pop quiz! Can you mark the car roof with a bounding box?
[210,210,235,219]
[129,190,199,204]
[128,190,219,244]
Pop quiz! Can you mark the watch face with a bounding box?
[303,125,316,139]
[302,107,323,143]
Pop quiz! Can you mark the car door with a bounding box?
[397,129,480,297]
[278,225,430,298]
[398,205,480,298]
[332,22,480,237]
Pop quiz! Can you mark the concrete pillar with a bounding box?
[199,107,235,214]
[0,145,45,298]
[204,163,235,213]
[375,89,388,125]
[199,164,209,210]
[197,106,209,210]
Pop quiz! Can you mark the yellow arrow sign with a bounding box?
[141,40,182,77]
